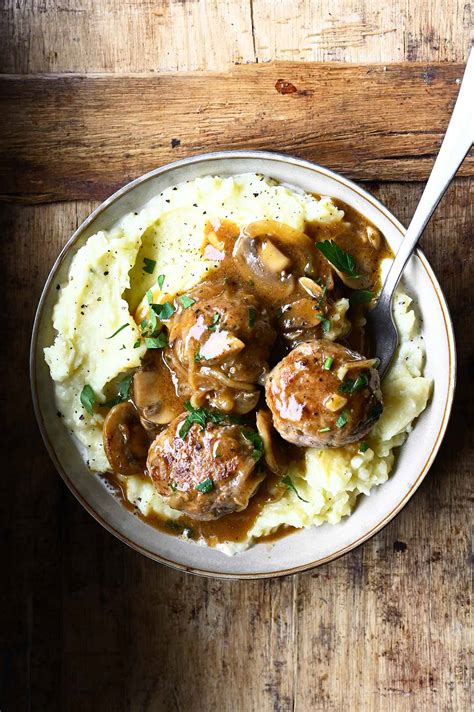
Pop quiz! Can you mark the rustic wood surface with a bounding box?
[2,63,473,203]
[0,1,472,711]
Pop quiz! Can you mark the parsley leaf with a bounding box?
[195,478,214,494]
[248,306,257,328]
[106,323,129,340]
[208,313,220,331]
[282,475,309,503]
[335,410,349,428]
[339,373,369,394]
[359,441,369,453]
[143,257,156,274]
[151,301,175,320]
[179,402,233,439]
[157,274,165,290]
[350,289,374,305]
[322,356,333,370]
[241,430,264,461]
[144,332,168,349]
[133,340,141,348]
[194,351,205,362]
[179,295,196,309]
[317,314,331,333]
[104,372,134,407]
[316,240,360,278]
[80,384,96,415]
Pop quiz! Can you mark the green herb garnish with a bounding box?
[152,301,175,320]
[179,402,232,439]
[208,313,220,331]
[335,410,349,428]
[359,441,369,453]
[104,372,134,407]
[317,314,331,333]
[106,323,129,340]
[316,240,360,278]
[133,340,141,348]
[350,289,374,305]
[318,427,331,433]
[157,274,165,290]
[143,257,156,274]
[248,306,257,328]
[282,475,309,503]
[179,295,196,309]
[195,478,215,494]
[241,430,264,461]
[322,356,333,370]
[339,373,369,394]
[194,351,205,362]
[80,384,96,415]
[144,332,168,349]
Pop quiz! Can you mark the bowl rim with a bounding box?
[30,149,457,579]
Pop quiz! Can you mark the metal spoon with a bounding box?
[367,49,474,378]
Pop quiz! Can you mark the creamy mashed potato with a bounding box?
[45,173,432,553]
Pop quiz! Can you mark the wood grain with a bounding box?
[0,181,471,711]
[0,0,471,73]
[1,62,473,204]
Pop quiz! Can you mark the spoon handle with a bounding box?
[378,48,474,303]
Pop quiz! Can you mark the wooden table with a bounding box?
[1,2,472,710]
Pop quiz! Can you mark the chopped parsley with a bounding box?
[80,384,96,415]
[144,332,168,349]
[179,295,196,309]
[316,240,360,279]
[359,441,369,453]
[179,402,239,439]
[195,478,215,494]
[335,410,349,428]
[248,306,257,328]
[143,257,156,274]
[104,372,134,407]
[106,323,129,339]
[194,351,205,362]
[241,430,264,461]
[317,314,331,333]
[157,274,165,290]
[318,427,331,433]
[339,373,369,394]
[208,313,220,331]
[322,356,333,370]
[350,289,374,305]
[133,340,141,348]
[282,475,309,503]
[152,301,175,320]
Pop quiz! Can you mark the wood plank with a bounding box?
[0,180,471,710]
[0,0,470,74]
[1,63,472,204]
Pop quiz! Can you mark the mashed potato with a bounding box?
[45,173,432,553]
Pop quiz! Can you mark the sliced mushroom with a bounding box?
[132,352,183,427]
[103,402,149,476]
[256,409,285,475]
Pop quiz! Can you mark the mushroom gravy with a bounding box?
[101,196,392,546]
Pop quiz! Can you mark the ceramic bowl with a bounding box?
[31,151,456,579]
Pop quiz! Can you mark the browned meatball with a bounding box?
[147,413,265,520]
[165,279,275,414]
[265,340,382,448]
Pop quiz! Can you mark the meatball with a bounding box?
[147,413,265,520]
[265,339,382,448]
[165,279,275,413]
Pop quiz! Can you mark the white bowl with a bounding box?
[31,151,456,579]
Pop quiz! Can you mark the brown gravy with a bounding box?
[102,195,393,547]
